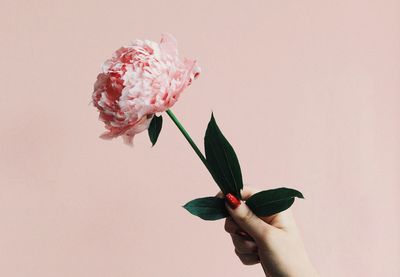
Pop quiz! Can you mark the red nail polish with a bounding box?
[225,193,241,209]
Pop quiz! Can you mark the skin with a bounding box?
[216,187,318,277]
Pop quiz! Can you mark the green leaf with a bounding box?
[183,196,228,221]
[246,188,304,217]
[204,112,243,199]
[148,114,163,146]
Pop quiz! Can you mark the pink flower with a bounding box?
[92,34,200,145]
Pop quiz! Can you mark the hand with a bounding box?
[217,187,318,277]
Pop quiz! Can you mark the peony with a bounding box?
[92,33,200,145]
[90,33,304,227]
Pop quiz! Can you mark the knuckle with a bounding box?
[241,209,255,223]
[224,220,229,232]
[234,247,246,255]
[224,218,234,233]
[235,249,259,265]
[244,259,259,265]
[247,243,258,253]
[234,239,258,254]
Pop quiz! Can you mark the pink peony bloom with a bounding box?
[92,33,200,145]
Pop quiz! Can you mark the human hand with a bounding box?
[218,187,318,277]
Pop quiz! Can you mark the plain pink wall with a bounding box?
[0,0,399,276]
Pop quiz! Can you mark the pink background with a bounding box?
[0,0,399,276]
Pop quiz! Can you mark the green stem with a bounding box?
[166,109,209,171]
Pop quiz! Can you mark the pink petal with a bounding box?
[160,33,178,56]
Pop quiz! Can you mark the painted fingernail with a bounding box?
[225,193,241,209]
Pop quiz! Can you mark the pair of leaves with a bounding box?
[183,188,304,221]
[149,111,305,221]
[183,112,303,221]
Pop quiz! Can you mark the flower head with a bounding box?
[92,33,200,145]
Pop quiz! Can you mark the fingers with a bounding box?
[224,216,240,233]
[225,200,272,242]
[225,216,260,266]
[234,249,260,265]
[222,187,265,267]
[230,233,258,254]
[224,216,252,238]
[218,187,298,233]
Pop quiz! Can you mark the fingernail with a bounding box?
[225,193,241,209]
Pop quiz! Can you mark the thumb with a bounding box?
[224,194,271,242]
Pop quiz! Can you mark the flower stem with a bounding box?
[166,109,209,171]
